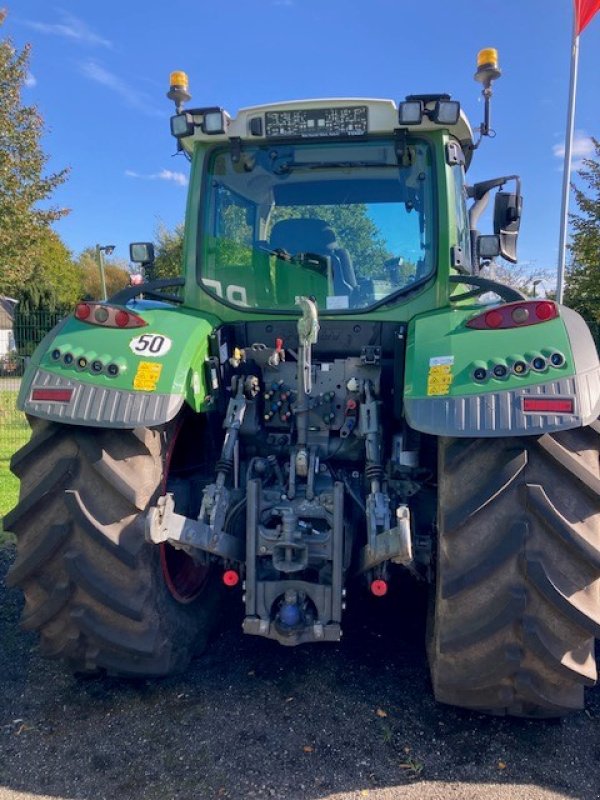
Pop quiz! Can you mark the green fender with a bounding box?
[18,301,219,429]
[403,303,600,437]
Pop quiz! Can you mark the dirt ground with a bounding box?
[1,545,599,800]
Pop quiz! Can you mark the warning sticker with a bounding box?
[427,363,453,396]
[429,355,454,367]
[133,361,163,391]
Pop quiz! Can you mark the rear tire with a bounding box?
[5,417,222,677]
[429,426,600,717]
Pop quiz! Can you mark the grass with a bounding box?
[0,389,29,546]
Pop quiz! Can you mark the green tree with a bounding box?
[77,248,130,300]
[33,230,82,308]
[153,223,184,279]
[564,137,600,327]
[0,10,69,296]
[269,204,390,276]
[13,281,63,356]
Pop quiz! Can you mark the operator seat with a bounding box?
[269,218,357,295]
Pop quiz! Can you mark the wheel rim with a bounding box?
[160,543,210,604]
[160,419,211,604]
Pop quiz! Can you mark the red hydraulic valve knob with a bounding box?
[223,570,240,588]
[370,579,388,597]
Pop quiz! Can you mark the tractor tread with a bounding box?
[6,522,71,587]
[536,434,600,499]
[430,429,600,717]
[21,580,73,631]
[439,588,527,653]
[522,615,597,685]
[526,553,600,637]
[64,490,138,568]
[4,458,77,531]
[64,550,146,621]
[442,448,527,533]
[441,520,526,599]
[6,420,221,678]
[527,483,600,571]
[70,607,159,657]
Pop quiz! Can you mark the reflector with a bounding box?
[522,398,574,413]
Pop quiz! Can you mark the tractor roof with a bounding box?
[176,97,475,167]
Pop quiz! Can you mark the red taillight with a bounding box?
[31,388,73,403]
[523,398,574,413]
[75,303,91,321]
[467,301,559,330]
[484,310,503,328]
[535,302,555,321]
[73,303,147,328]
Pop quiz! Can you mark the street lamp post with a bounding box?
[95,244,115,301]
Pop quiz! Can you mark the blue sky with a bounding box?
[6,0,600,279]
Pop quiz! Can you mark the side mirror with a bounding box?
[493,192,522,263]
[477,234,501,260]
[129,242,155,264]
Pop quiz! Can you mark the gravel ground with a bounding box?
[1,545,599,800]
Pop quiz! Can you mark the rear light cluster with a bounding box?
[472,351,565,382]
[466,301,558,330]
[74,303,147,328]
[50,348,123,378]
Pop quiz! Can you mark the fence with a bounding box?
[1,310,64,523]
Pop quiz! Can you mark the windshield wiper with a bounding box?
[273,160,398,174]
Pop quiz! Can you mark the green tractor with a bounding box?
[6,49,600,718]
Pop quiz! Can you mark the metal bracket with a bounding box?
[146,493,245,562]
[360,346,381,366]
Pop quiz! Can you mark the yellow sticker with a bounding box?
[133,361,163,391]
[427,363,453,396]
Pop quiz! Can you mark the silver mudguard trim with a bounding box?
[404,367,600,437]
[21,368,184,429]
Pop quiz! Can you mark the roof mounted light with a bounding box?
[200,107,229,135]
[398,94,461,127]
[474,48,501,145]
[167,70,191,114]
[398,101,423,125]
[432,100,461,125]
[170,112,195,138]
[475,48,501,85]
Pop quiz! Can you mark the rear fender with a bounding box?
[18,302,217,428]
[403,303,600,437]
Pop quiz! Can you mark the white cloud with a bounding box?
[22,11,112,48]
[552,130,594,170]
[81,61,162,117]
[24,71,37,88]
[125,169,188,187]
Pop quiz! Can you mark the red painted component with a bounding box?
[522,398,574,413]
[75,303,91,321]
[223,569,240,587]
[345,399,358,413]
[466,301,559,330]
[275,337,284,352]
[370,579,388,597]
[160,419,210,604]
[31,388,73,403]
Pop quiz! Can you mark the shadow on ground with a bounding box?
[1,547,599,800]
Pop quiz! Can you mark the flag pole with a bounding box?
[556,15,580,304]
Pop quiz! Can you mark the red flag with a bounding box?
[575,0,600,33]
